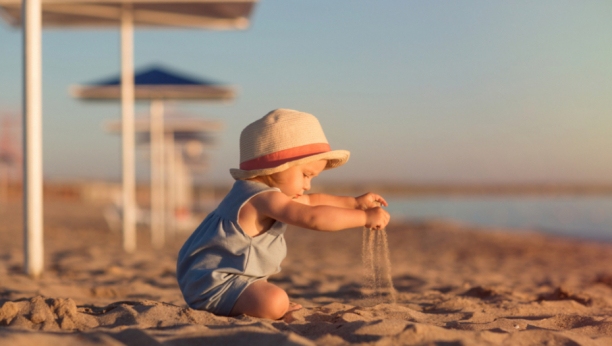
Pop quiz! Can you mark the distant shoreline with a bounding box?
[309,183,612,196]
[3,182,612,205]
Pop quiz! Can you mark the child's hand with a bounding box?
[356,193,388,210]
[365,207,390,230]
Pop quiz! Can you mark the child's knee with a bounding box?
[265,288,290,319]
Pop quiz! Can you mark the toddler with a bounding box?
[177,109,390,320]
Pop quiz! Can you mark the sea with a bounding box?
[384,195,612,242]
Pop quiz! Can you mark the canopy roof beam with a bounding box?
[1,0,256,4]
[0,0,256,29]
[35,4,249,28]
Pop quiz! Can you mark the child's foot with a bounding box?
[282,302,303,322]
[288,301,302,312]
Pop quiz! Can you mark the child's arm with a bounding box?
[305,192,388,210]
[251,191,390,231]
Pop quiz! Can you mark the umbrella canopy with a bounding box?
[106,113,222,153]
[0,0,256,29]
[70,65,236,101]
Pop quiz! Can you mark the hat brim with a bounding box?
[230,150,350,180]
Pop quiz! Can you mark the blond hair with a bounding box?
[247,175,276,188]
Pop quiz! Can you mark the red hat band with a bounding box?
[239,143,331,171]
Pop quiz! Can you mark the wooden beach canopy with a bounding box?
[0,0,256,277]
[105,113,222,236]
[105,112,222,167]
[0,0,255,29]
[103,113,224,133]
[104,112,223,168]
[72,65,234,249]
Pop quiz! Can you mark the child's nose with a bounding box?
[304,180,311,191]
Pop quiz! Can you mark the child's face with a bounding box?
[269,159,327,199]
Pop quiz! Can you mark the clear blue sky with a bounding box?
[1,1,611,185]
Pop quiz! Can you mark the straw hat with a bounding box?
[230,109,350,180]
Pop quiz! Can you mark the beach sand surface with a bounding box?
[2,199,612,345]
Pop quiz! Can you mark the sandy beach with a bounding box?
[2,199,612,345]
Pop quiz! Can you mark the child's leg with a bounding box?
[229,280,302,319]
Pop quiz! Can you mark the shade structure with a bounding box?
[104,113,223,237]
[104,113,224,133]
[70,65,236,100]
[0,0,256,29]
[72,65,234,249]
[105,113,222,171]
[106,113,221,171]
[0,0,256,277]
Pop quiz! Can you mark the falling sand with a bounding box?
[362,226,397,304]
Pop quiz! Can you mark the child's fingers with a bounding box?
[377,196,388,207]
[372,194,388,207]
[366,206,390,230]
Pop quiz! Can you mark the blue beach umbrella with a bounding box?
[71,65,235,249]
[71,65,236,101]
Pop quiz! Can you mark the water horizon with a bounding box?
[384,195,612,243]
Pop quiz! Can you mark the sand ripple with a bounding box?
[2,201,612,345]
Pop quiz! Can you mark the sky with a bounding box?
[1,0,611,185]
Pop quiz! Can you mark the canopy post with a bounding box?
[175,146,191,223]
[22,0,44,278]
[150,99,165,248]
[165,132,176,236]
[121,4,136,253]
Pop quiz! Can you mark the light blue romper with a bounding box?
[176,180,287,316]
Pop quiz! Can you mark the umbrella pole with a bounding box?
[121,4,136,253]
[23,0,44,278]
[150,99,165,248]
[165,132,176,235]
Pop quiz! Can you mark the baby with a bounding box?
[176,109,390,320]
